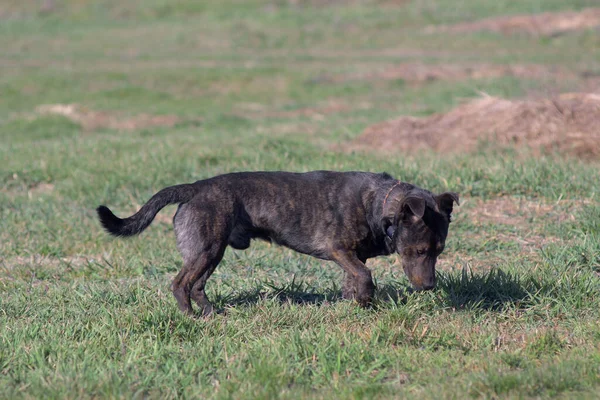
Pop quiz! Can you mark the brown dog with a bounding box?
[97,171,459,316]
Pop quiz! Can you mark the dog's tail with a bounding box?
[97,183,197,237]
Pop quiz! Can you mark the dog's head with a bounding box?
[382,187,459,291]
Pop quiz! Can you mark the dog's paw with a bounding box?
[342,288,355,300]
[200,303,214,318]
[356,295,374,308]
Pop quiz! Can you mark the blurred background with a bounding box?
[2,0,599,161]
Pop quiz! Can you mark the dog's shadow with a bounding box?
[436,267,532,311]
[210,268,532,312]
[211,278,340,310]
[376,268,533,311]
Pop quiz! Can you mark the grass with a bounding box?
[1,0,600,398]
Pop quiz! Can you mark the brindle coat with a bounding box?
[97,171,459,316]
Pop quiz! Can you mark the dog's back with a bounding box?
[179,171,392,258]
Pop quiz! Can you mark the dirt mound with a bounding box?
[350,93,600,159]
[436,8,600,36]
[324,63,568,85]
[35,104,184,132]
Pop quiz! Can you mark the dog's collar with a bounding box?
[382,180,402,209]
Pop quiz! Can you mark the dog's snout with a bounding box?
[411,276,436,291]
[412,283,435,291]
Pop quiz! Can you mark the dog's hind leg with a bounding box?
[331,252,375,307]
[172,203,230,316]
[189,260,222,316]
[172,248,225,316]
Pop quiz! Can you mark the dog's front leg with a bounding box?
[342,273,356,300]
[331,252,375,307]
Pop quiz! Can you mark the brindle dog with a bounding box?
[97,171,459,316]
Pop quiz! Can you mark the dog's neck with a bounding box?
[362,179,410,255]
[382,180,402,210]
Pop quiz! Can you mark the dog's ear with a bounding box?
[436,192,460,219]
[382,188,425,234]
[402,196,425,219]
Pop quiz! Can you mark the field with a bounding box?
[1,0,600,398]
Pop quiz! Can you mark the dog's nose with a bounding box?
[413,278,435,291]
[409,275,435,291]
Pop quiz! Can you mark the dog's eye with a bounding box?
[416,248,427,256]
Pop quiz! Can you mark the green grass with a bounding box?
[1,0,600,398]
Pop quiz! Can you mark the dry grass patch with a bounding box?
[349,92,600,160]
[433,8,600,37]
[0,254,95,270]
[460,195,582,237]
[34,104,186,132]
[1,178,55,200]
[27,182,55,196]
[465,196,582,226]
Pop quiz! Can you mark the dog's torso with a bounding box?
[179,171,397,261]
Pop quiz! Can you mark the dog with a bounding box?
[97,171,459,316]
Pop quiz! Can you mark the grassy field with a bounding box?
[1,0,600,398]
